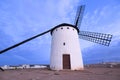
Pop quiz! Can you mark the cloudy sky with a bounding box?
[0,0,120,66]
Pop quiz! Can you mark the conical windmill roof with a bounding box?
[50,23,79,35]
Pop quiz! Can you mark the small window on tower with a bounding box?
[61,27,63,29]
[67,27,69,29]
[63,42,65,46]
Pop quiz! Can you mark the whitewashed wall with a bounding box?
[50,24,84,70]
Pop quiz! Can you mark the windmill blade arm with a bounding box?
[79,31,112,46]
[0,29,52,54]
[75,5,85,28]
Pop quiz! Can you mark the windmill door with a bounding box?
[63,54,71,69]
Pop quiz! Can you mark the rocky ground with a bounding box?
[0,67,120,80]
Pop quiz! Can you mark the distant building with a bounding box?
[85,62,120,68]
[1,64,48,70]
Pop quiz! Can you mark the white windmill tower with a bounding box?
[50,23,83,70]
[50,5,85,70]
[0,5,112,71]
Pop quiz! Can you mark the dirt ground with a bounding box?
[0,68,120,80]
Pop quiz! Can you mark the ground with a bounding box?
[0,67,120,80]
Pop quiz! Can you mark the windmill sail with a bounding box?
[79,31,112,46]
[75,5,85,28]
[0,29,52,54]
[0,67,4,71]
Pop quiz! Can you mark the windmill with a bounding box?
[0,5,112,70]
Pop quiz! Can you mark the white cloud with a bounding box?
[1,0,120,65]
[80,4,120,49]
[82,4,120,32]
[82,35,120,64]
[0,0,81,50]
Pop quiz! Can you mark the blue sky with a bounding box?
[0,0,120,66]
